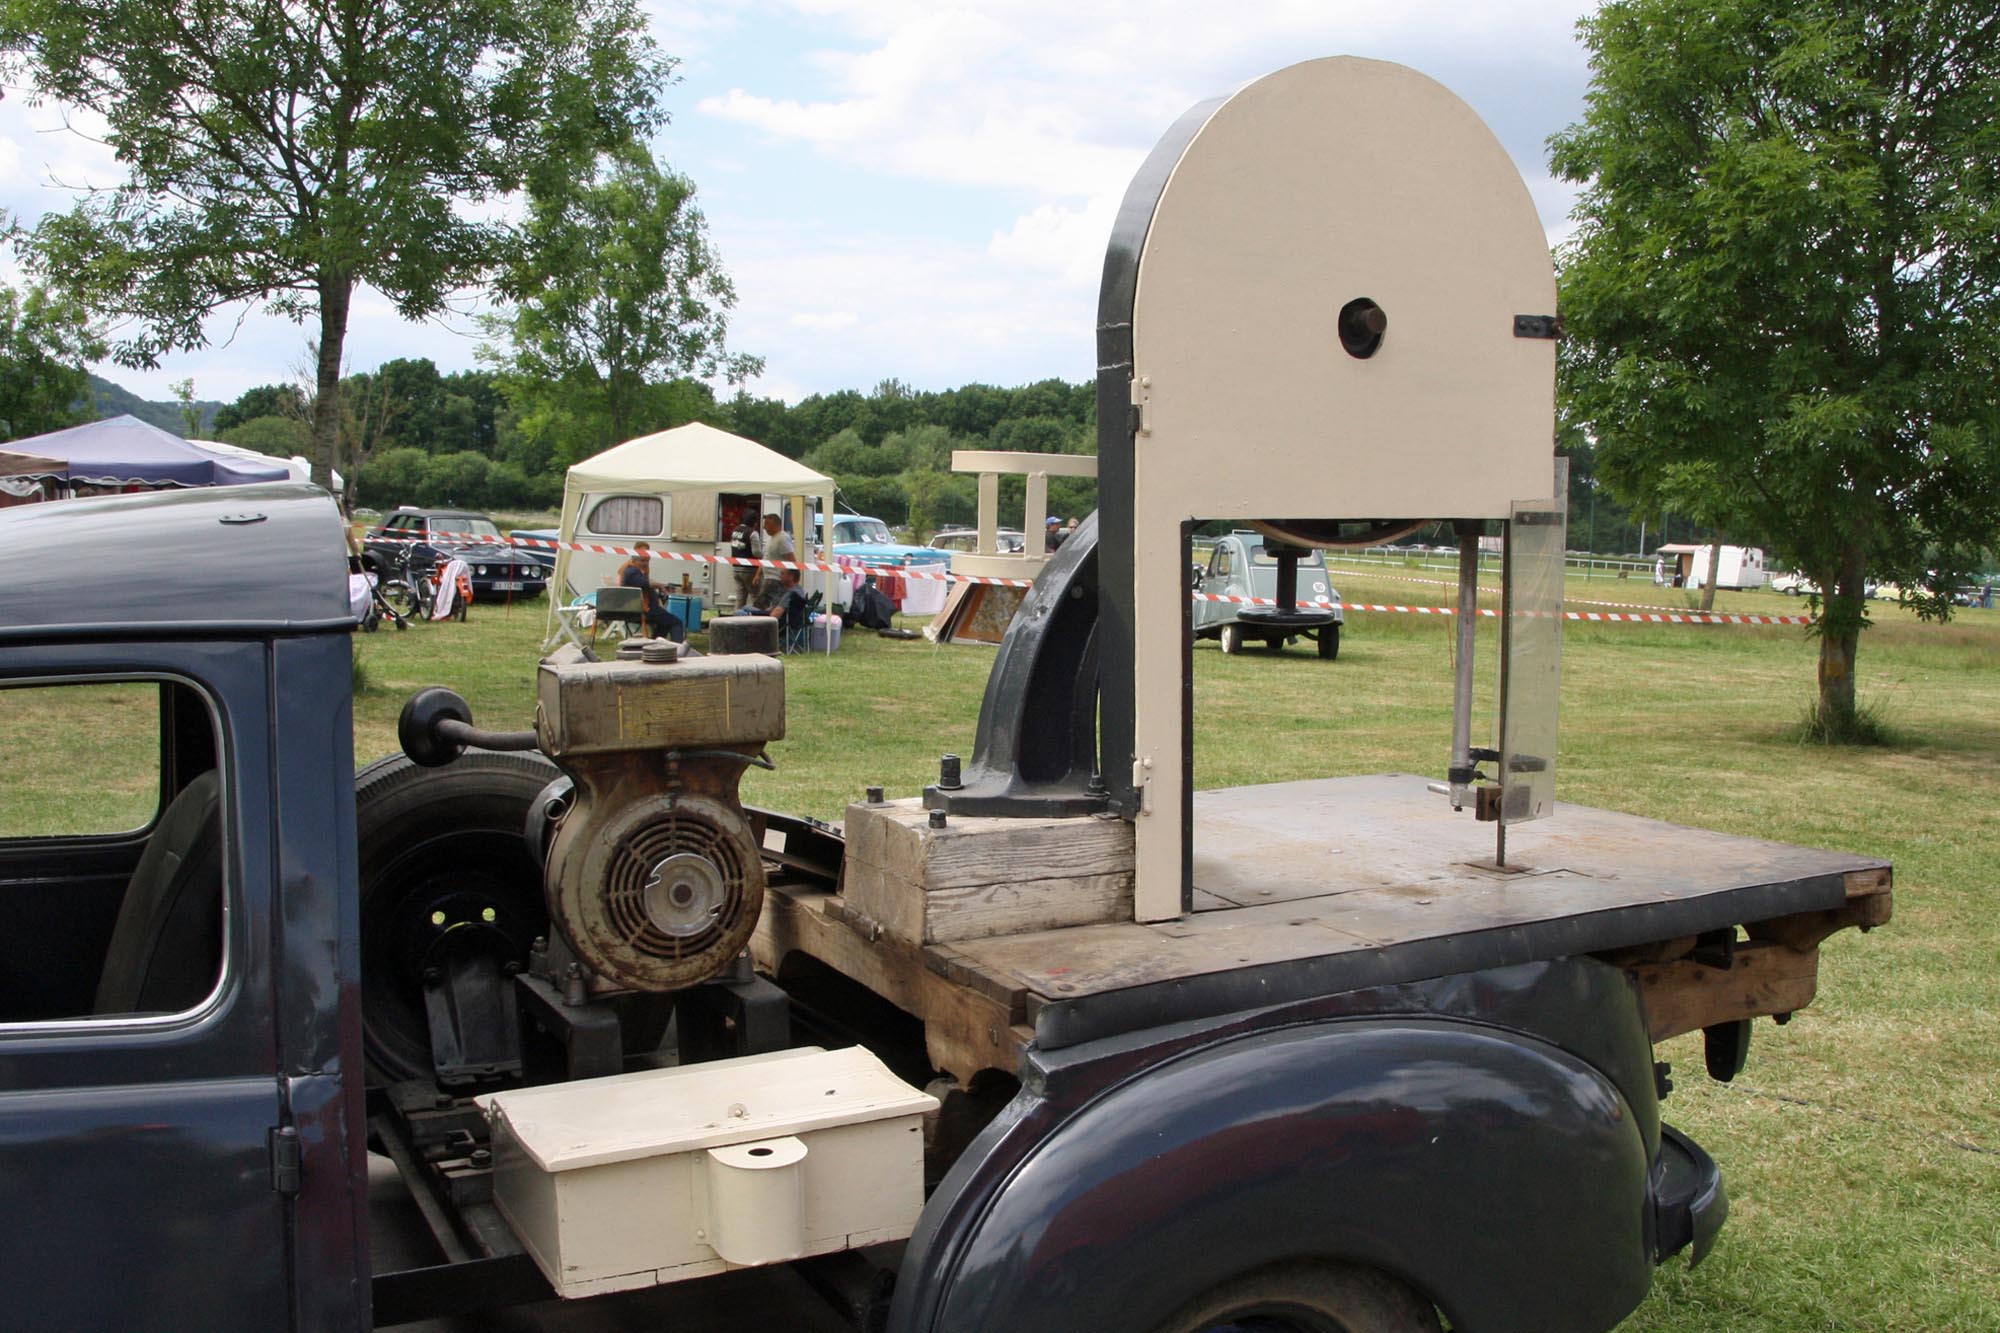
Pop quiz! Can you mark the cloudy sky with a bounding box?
[0,0,1599,406]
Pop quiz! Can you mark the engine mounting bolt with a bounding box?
[928,809,948,830]
[938,753,963,790]
[865,785,884,804]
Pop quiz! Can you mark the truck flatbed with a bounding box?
[759,775,1891,1071]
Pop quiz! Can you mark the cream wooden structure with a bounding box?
[1112,57,1559,919]
[947,449,1098,580]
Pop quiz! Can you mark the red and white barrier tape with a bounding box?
[394,530,1811,624]
[1322,560,1731,613]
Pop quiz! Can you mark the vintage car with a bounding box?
[930,526,1026,554]
[1192,529,1345,658]
[361,507,548,599]
[816,512,951,569]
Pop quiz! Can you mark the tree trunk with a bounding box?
[311,273,353,494]
[1815,551,1869,735]
[1816,610,1858,724]
[1699,539,1722,611]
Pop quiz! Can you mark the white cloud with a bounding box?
[790,310,860,331]
[700,1,1597,397]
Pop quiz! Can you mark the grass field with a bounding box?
[342,573,2000,1330]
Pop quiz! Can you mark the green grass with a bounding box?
[349,589,2000,1329]
[0,681,162,836]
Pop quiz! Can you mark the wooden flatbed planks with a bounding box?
[764,775,1890,1067]
[942,775,1889,1045]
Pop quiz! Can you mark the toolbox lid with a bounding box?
[480,1046,937,1173]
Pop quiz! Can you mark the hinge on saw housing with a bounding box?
[1128,375,1152,436]
[1513,314,1562,340]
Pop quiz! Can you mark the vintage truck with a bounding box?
[0,57,1890,1333]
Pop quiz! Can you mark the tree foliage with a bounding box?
[0,0,671,487]
[0,281,105,441]
[1552,0,2000,733]
[483,137,758,464]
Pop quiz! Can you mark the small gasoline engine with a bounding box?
[385,629,787,1085]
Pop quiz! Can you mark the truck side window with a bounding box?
[0,682,161,839]
[0,679,227,1025]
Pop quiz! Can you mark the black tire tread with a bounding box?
[1156,1260,1441,1333]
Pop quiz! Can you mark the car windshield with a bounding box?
[442,517,502,540]
[836,519,894,545]
[1249,542,1325,568]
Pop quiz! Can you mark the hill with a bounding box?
[87,373,225,437]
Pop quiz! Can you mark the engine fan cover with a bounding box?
[549,792,766,991]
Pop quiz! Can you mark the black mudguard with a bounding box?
[890,1015,1659,1333]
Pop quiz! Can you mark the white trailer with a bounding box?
[1656,543,1769,590]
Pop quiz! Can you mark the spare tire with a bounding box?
[355,749,562,1084]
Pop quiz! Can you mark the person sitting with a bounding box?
[616,541,685,642]
[772,569,813,648]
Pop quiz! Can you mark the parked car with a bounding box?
[1769,570,1818,596]
[930,527,1026,554]
[361,507,547,599]
[1192,530,1344,658]
[508,527,561,571]
[816,512,951,569]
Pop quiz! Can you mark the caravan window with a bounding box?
[585,496,664,537]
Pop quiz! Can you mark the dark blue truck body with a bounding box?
[0,485,1877,1333]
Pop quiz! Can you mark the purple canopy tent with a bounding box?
[5,414,292,488]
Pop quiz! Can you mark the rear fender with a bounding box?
[890,1018,1653,1333]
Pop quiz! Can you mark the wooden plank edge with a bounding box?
[1629,940,1820,1043]
[753,886,1031,1085]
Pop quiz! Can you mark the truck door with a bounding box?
[0,653,290,1330]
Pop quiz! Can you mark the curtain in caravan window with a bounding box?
[586,496,664,536]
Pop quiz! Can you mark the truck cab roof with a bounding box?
[0,483,353,640]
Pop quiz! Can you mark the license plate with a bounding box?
[492,581,525,591]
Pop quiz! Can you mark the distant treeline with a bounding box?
[194,362,1100,531]
[179,359,1683,550]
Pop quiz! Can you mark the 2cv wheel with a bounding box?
[1220,623,1246,655]
[1158,1261,1441,1333]
[354,749,561,1083]
[1318,623,1341,660]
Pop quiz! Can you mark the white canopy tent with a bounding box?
[548,422,837,637]
[190,438,345,494]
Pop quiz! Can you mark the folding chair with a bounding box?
[778,590,821,653]
[594,586,647,641]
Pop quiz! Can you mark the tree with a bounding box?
[0,281,104,441]
[483,137,757,458]
[213,384,307,435]
[219,414,312,458]
[1552,1,2000,737]
[1,0,671,488]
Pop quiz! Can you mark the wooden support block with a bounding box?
[1628,941,1820,1043]
[840,799,1134,945]
[752,886,1031,1084]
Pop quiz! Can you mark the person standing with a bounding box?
[729,513,758,609]
[755,513,795,609]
